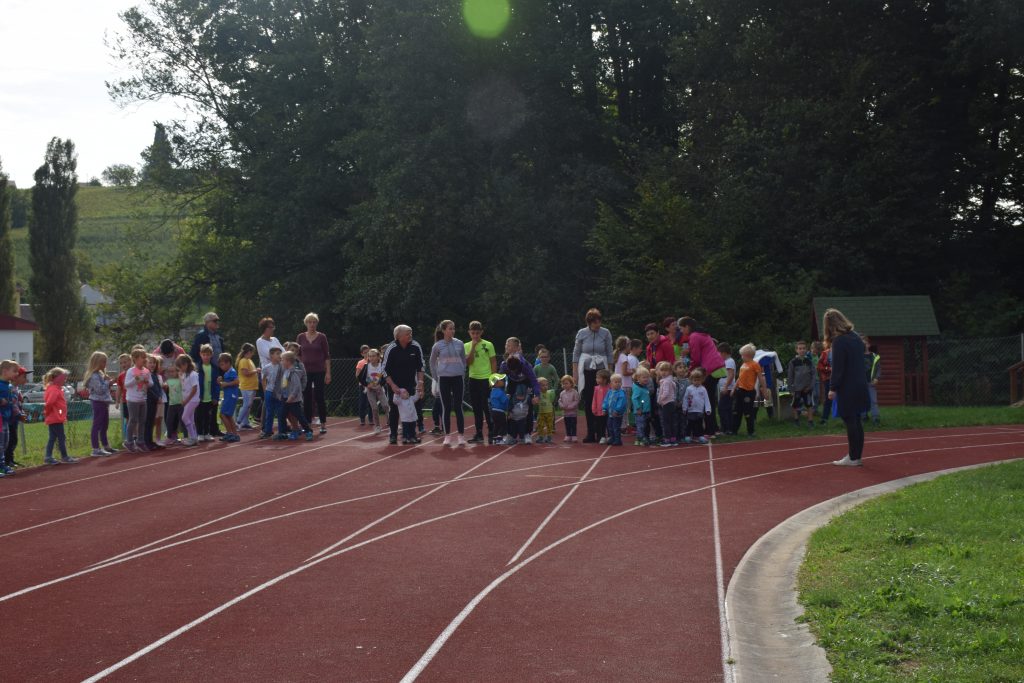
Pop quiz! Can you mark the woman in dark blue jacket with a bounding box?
[824,308,871,466]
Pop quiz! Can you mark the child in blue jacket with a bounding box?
[631,367,652,446]
[602,373,628,446]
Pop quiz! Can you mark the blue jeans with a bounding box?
[237,390,256,427]
[607,414,622,444]
[635,413,648,440]
[262,392,281,436]
[862,385,880,420]
[46,423,69,461]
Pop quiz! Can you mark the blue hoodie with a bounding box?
[602,387,627,416]
[490,386,510,413]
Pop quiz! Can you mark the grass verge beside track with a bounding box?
[797,459,1024,682]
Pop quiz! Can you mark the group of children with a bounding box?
[346,331,864,448]
[0,336,329,474]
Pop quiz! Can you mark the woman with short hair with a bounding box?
[297,312,331,434]
[571,308,614,443]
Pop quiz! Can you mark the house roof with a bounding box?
[812,296,940,337]
[0,314,40,331]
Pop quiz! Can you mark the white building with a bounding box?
[0,313,38,371]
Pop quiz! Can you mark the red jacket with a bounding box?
[817,352,832,383]
[44,384,67,425]
[646,335,675,367]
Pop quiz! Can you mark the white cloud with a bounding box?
[0,0,189,186]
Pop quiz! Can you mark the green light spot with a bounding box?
[463,0,510,39]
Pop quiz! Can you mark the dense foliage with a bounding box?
[28,138,90,361]
[107,0,1023,353]
[0,159,15,315]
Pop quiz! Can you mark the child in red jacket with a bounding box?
[44,367,78,465]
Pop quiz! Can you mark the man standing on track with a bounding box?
[382,325,425,445]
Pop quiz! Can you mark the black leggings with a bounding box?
[581,368,598,440]
[304,371,327,423]
[468,377,492,437]
[703,375,720,434]
[842,414,865,461]
[438,375,466,435]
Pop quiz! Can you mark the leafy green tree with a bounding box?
[0,159,16,315]
[28,138,90,360]
[102,164,138,187]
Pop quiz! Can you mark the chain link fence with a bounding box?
[927,334,1024,406]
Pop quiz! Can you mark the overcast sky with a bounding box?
[0,0,185,187]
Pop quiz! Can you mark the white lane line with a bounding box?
[0,431,373,540]
[0,418,365,502]
[91,447,406,567]
[707,442,735,683]
[398,439,1024,681]
[506,446,609,565]
[6,432,1019,604]
[304,446,513,562]
[80,439,1024,682]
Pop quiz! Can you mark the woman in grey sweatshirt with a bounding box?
[572,307,615,442]
[429,320,468,446]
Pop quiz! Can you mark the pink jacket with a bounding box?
[687,331,725,375]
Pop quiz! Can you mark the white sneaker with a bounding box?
[373,426,382,435]
[312,417,321,426]
[442,434,453,447]
[91,449,107,457]
[523,435,533,445]
[456,434,467,446]
[832,454,863,467]
[599,437,608,444]
[502,436,516,445]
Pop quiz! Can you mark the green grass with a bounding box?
[11,186,184,287]
[798,460,1024,682]
[716,405,1022,443]
[8,416,126,466]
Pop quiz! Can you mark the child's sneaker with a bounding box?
[103,446,118,454]
[273,433,289,441]
[136,443,151,453]
[61,456,79,464]
[502,436,516,445]
[697,436,709,444]
[1,465,14,475]
[456,434,467,446]
[374,426,382,435]
[442,434,453,447]
[124,441,138,452]
[564,436,571,443]
[683,437,693,444]
[599,437,608,444]
[44,457,59,465]
[305,430,314,441]
[90,449,108,457]
[523,435,533,445]
[287,431,299,441]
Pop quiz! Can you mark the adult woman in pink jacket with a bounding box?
[679,317,726,435]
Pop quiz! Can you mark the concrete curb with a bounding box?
[724,458,1021,683]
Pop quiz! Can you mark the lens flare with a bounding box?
[463,0,511,39]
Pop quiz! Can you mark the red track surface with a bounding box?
[1,422,1022,682]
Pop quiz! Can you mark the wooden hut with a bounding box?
[812,296,940,406]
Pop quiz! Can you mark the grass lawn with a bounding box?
[798,460,1024,682]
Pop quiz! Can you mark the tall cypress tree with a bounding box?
[28,138,89,361]
[0,158,16,315]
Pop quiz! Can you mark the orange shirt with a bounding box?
[736,360,763,391]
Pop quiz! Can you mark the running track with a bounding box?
[1,421,1022,682]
